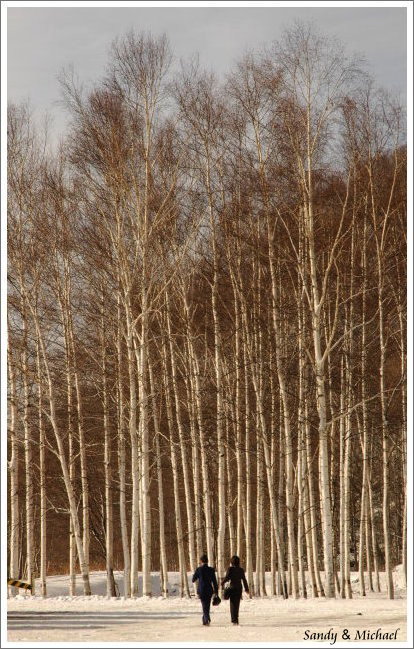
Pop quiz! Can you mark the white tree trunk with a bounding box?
[344,385,352,599]
[126,306,140,597]
[244,343,254,596]
[59,294,76,596]
[183,349,203,560]
[117,294,131,598]
[37,340,47,597]
[297,420,307,599]
[66,280,90,576]
[269,377,277,597]
[367,464,381,592]
[339,366,346,599]
[378,284,394,599]
[212,280,226,588]
[234,300,245,559]
[297,285,308,599]
[138,312,152,597]
[359,220,368,596]
[8,348,20,596]
[148,363,168,598]
[225,412,236,555]
[397,304,407,586]
[305,404,325,597]
[21,305,34,593]
[101,300,115,598]
[302,438,318,598]
[68,382,76,597]
[255,419,265,597]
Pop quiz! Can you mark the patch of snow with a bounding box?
[7,589,406,643]
[7,569,407,600]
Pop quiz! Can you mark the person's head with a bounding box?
[231,555,240,567]
[200,553,208,565]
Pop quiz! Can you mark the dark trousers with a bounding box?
[229,590,242,623]
[200,597,211,624]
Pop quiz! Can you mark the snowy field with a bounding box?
[7,570,407,643]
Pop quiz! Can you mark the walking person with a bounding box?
[222,555,249,625]
[192,554,219,626]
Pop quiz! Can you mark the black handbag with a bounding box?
[212,594,221,606]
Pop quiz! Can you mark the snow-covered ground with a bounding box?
[7,570,407,643]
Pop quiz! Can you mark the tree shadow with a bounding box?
[8,610,193,631]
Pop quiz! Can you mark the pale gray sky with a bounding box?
[8,6,407,137]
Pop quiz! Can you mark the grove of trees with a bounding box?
[7,23,406,600]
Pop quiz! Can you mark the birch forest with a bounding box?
[7,24,406,601]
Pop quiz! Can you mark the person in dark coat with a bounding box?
[221,555,249,625]
[192,554,219,626]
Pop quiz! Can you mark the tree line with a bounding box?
[7,23,406,600]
